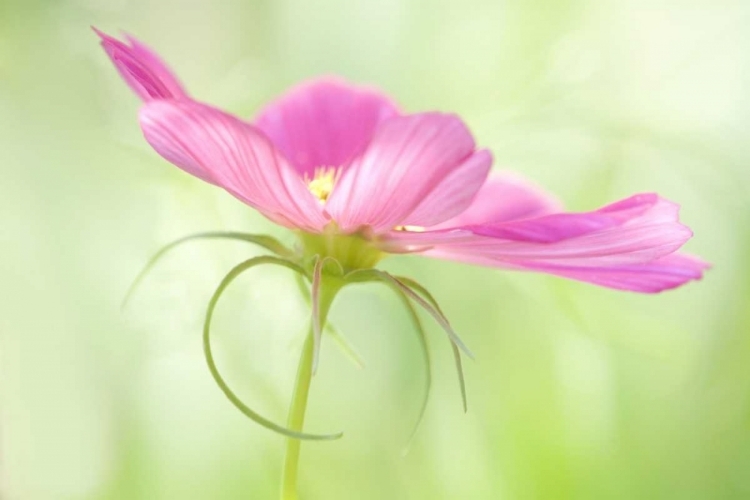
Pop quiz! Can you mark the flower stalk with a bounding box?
[280,331,315,500]
[282,269,342,500]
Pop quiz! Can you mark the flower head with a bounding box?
[96,29,707,294]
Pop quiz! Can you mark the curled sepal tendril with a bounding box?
[311,256,344,374]
[294,272,366,370]
[344,269,469,431]
[392,287,432,455]
[395,276,468,413]
[204,255,343,441]
[346,269,472,352]
[122,231,295,308]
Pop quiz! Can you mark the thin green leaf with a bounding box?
[397,276,468,413]
[395,277,447,316]
[348,270,468,413]
[204,255,342,441]
[123,231,295,308]
[311,256,324,374]
[324,321,367,369]
[450,341,467,413]
[311,256,346,374]
[294,271,310,298]
[295,272,366,370]
[393,288,432,454]
[349,271,473,359]
[394,276,466,350]
[348,270,465,422]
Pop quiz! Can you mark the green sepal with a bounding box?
[392,287,432,454]
[346,270,469,413]
[346,270,473,358]
[294,272,366,369]
[123,231,295,308]
[311,256,345,374]
[204,255,343,441]
[396,276,468,413]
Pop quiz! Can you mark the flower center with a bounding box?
[306,167,338,204]
[394,225,425,232]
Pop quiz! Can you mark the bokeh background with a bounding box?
[1,0,748,498]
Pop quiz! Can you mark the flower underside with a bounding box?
[124,230,469,447]
[297,227,385,272]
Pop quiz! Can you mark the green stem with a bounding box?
[280,273,342,499]
[280,331,315,500]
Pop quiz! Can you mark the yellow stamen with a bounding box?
[394,225,425,232]
[306,167,338,204]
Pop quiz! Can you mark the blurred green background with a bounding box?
[1,0,748,498]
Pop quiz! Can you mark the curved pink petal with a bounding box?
[430,171,563,229]
[254,77,399,177]
[326,113,479,233]
[518,254,710,293]
[468,194,678,246]
[95,28,187,101]
[400,149,493,228]
[379,194,703,292]
[139,100,329,231]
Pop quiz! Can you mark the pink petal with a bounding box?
[254,77,399,177]
[471,194,676,246]
[326,113,479,233]
[95,28,187,101]
[400,150,494,228]
[430,171,563,229]
[139,100,329,231]
[518,254,710,293]
[379,194,704,292]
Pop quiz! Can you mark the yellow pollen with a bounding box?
[306,167,338,203]
[394,225,425,232]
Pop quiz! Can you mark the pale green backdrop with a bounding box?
[1,0,748,498]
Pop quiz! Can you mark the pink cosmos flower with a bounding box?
[96,29,707,294]
[98,29,709,497]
